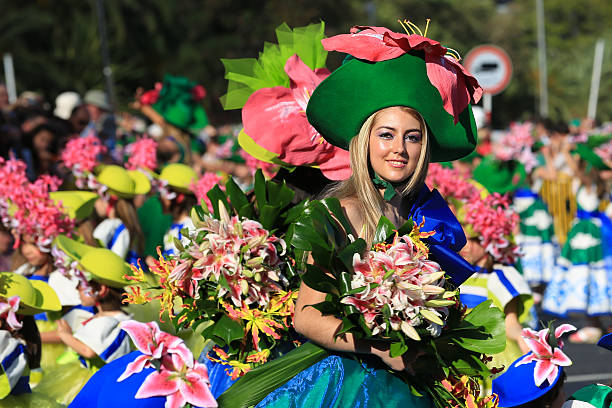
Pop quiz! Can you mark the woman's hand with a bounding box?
[375,347,424,374]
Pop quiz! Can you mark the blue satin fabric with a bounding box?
[69,351,167,408]
[201,352,237,398]
[257,355,431,408]
[407,186,475,285]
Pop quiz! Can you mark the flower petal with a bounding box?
[554,324,577,339]
[117,354,151,382]
[533,360,555,387]
[551,348,572,367]
[135,371,180,399]
[121,320,158,354]
[165,392,187,408]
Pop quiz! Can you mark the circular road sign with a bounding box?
[464,45,513,95]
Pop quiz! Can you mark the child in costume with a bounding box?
[34,235,133,405]
[543,144,612,343]
[92,165,150,266]
[492,323,575,408]
[0,272,62,408]
[226,22,483,407]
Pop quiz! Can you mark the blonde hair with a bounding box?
[115,198,144,254]
[323,107,430,244]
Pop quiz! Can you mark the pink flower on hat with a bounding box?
[321,25,483,124]
[241,54,351,181]
[516,324,576,387]
[126,137,158,171]
[426,164,480,202]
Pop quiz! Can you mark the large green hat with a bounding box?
[306,52,478,162]
[54,235,131,288]
[152,74,209,133]
[472,155,527,194]
[50,191,98,220]
[158,163,198,194]
[0,272,61,315]
[97,165,151,198]
[575,144,610,171]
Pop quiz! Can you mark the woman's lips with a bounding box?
[386,159,407,168]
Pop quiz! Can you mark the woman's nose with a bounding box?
[391,134,406,154]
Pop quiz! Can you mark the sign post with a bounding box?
[464,45,513,126]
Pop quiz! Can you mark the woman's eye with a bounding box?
[405,133,422,142]
[378,132,393,139]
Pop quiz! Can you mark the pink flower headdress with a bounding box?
[125,137,158,172]
[0,296,23,330]
[241,54,351,180]
[516,324,576,387]
[463,193,520,264]
[321,21,482,124]
[60,135,107,189]
[493,122,538,172]
[0,157,74,251]
[118,320,217,408]
[595,140,612,163]
[426,163,480,203]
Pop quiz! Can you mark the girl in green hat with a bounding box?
[35,236,132,405]
[245,22,482,407]
[92,165,148,266]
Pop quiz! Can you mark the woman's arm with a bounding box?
[40,330,62,343]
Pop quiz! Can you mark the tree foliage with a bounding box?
[0,0,610,126]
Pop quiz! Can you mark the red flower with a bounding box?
[191,85,207,101]
[321,26,483,124]
[140,82,163,105]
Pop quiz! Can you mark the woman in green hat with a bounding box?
[543,144,612,344]
[34,236,133,405]
[0,273,62,407]
[245,23,482,407]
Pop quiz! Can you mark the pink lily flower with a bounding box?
[0,295,23,330]
[135,360,217,408]
[516,324,576,387]
[321,26,482,124]
[118,321,193,381]
[242,54,351,181]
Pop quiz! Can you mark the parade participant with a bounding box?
[543,144,612,343]
[35,235,133,405]
[492,324,575,408]
[92,164,150,265]
[0,272,62,407]
[156,163,198,257]
[427,164,533,368]
[238,22,482,407]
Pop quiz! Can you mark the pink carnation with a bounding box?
[126,137,158,171]
[426,163,479,202]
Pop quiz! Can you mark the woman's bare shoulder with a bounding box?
[338,197,363,237]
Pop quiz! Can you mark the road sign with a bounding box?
[464,45,513,95]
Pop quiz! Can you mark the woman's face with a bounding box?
[78,282,97,307]
[20,236,49,266]
[33,129,54,153]
[459,237,487,265]
[368,107,423,184]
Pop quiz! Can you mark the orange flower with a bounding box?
[122,286,153,305]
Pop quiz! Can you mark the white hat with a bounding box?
[54,92,82,120]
